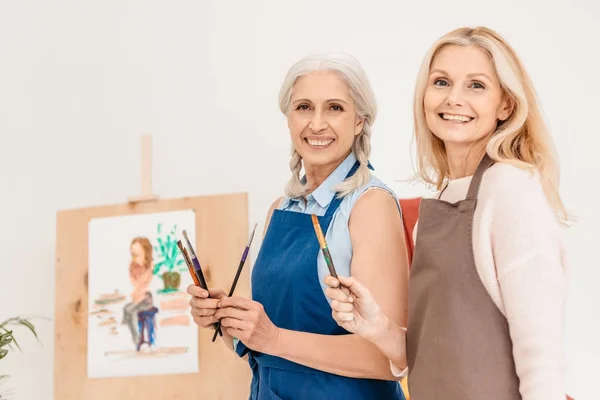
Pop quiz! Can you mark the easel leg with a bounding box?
[128,134,159,204]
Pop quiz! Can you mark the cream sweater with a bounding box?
[392,162,569,400]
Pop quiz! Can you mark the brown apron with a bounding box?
[406,154,521,399]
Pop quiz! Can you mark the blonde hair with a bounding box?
[413,26,569,223]
[279,53,377,198]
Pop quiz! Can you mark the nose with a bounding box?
[446,85,465,107]
[309,111,328,133]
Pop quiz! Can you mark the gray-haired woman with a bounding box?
[188,53,409,400]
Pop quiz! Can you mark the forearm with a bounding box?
[270,329,398,380]
[370,316,407,376]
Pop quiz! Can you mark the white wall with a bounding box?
[0,0,597,398]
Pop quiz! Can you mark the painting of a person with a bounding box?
[122,237,156,347]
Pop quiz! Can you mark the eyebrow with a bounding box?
[430,69,493,81]
[292,98,349,105]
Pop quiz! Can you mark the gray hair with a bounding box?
[278,53,377,198]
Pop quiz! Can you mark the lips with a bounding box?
[439,113,474,123]
[305,138,335,148]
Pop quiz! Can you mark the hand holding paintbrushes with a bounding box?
[211,222,258,342]
[178,232,223,337]
[313,213,381,338]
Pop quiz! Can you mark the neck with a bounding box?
[303,154,348,194]
[445,142,486,179]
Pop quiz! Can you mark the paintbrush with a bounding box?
[177,240,200,287]
[211,222,258,342]
[181,230,222,337]
[311,214,338,279]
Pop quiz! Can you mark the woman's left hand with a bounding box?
[215,296,280,353]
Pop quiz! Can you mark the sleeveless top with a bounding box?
[234,151,405,399]
[278,151,401,297]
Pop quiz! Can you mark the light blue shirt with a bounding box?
[232,153,401,350]
[279,152,401,299]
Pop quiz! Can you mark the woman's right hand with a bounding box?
[187,285,226,329]
[324,275,389,342]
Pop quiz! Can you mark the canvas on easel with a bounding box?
[53,135,252,399]
[87,209,199,379]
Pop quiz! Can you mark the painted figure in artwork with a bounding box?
[122,237,158,349]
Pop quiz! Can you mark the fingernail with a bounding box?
[200,291,208,298]
[217,302,221,308]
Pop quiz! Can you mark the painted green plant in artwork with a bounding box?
[152,223,187,292]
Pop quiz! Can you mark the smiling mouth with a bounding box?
[438,113,474,123]
[305,138,335,148]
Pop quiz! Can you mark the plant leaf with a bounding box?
[0,317,18,328]
[165,235,172,259]
[0,336,13,348]
[0,348,8,359]
[169,247,177,269]
[0,329,17,352]
[157,237,165,257]
[17,319,38,340]
[153,260,166,274]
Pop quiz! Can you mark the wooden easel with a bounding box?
[54,134,252,399]
[127,134,159,204]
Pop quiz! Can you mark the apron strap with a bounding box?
[465,153,494,200]
[323,160,371,219]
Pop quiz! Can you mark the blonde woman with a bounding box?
[188,53,409,399]
[325,27,570,400]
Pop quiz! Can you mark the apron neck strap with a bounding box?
[323,160,371,218]
[466,153,494,200]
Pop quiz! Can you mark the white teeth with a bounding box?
[442,113,473,123]
[307,139,334,146]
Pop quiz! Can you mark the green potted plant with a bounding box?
[152,223,187,293]
[0,316,40,398]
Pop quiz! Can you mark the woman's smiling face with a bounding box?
[423,44,511,150]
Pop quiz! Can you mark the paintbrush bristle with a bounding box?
[311,214,327,248]
[247,222,258,244]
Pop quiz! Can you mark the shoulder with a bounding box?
[479,161,562,239]
[483,162,540,189]
[346,173,400,214]
[263,196,285,238]
[348,175,403,230]
[352,173,399,205]
[478,162,568,280]
[479,162,549,211]
[268,196,285,213]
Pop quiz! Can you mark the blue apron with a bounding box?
[236,161,405,400]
